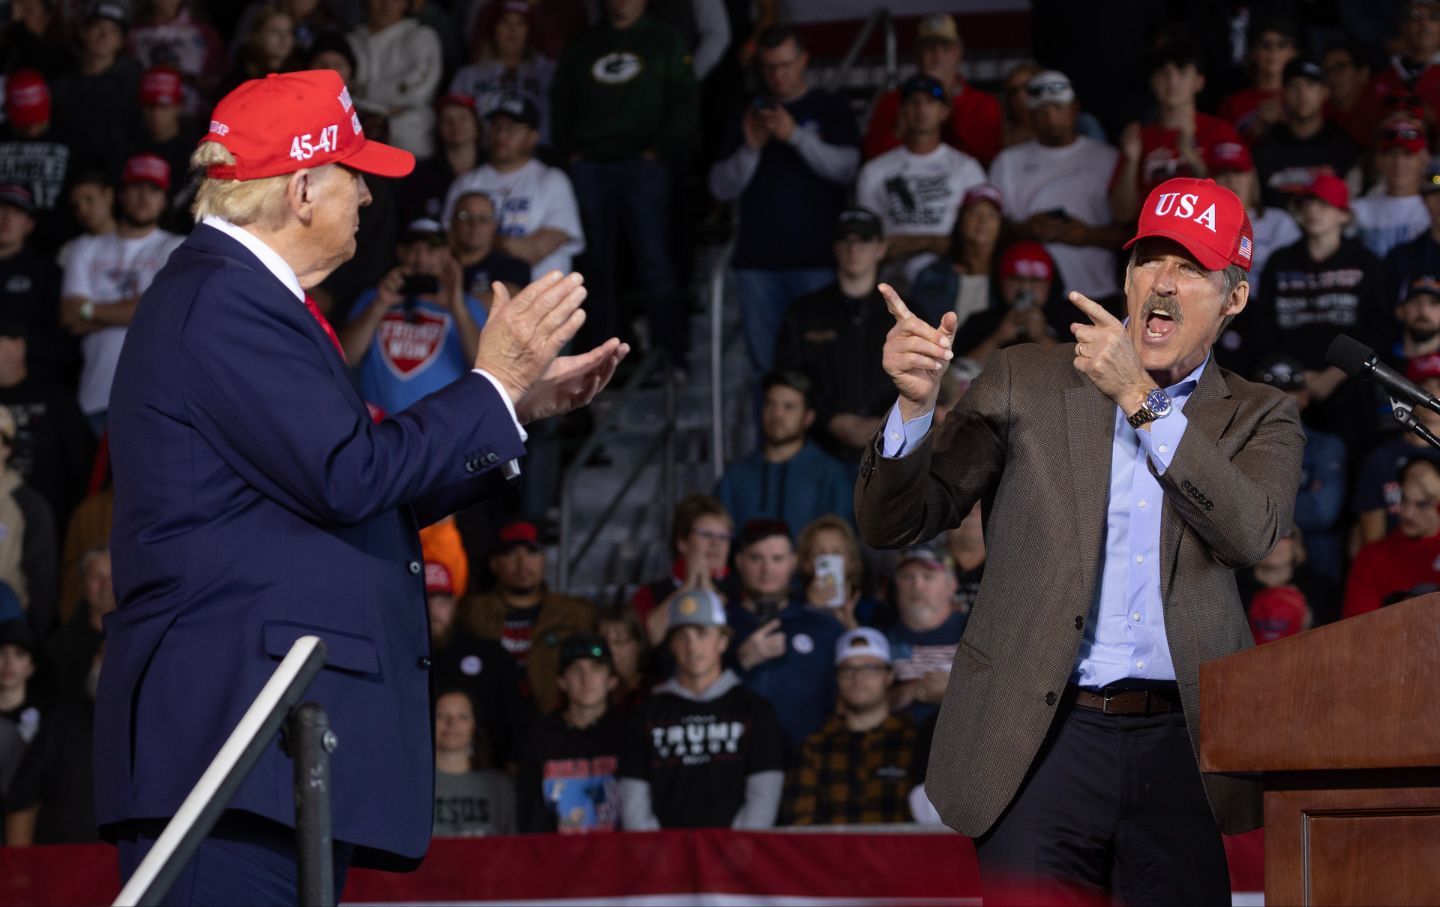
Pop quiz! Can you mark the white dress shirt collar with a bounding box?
[201,215,305,303]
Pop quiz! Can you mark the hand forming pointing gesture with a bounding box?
[879,283,957,421]
[1068,291,1152,407]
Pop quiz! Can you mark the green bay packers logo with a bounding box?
[592,52,643,84]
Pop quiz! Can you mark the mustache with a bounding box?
[1140,295,1183,326]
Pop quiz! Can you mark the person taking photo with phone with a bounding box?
[340,217,513,415]
[725,519,844,755]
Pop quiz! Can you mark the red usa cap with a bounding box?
[1125,177,1254,272]
[424,561,455,595]
[201,70,413,181]
[140,65,182,106]
[999,240,1054,280]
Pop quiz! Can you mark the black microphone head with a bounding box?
[1325,334,1373,377]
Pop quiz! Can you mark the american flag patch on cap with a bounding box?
[1238,236,1252,261]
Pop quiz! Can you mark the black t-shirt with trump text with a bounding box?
[619,680,785,828]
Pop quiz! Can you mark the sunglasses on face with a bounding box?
[1026,80,1070,99]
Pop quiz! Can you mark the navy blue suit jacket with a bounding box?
[94,225,525,868]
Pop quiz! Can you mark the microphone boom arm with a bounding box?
[1390,396,1440,450]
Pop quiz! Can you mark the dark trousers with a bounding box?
[115,811,353,907]
[569,158,687,368]
[974,701,1230,907]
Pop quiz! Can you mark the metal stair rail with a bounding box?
[557,350,677,594]
[824,6,898,127]
[114,636,335,907]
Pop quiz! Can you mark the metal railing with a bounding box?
[708,239,734,482]
[557,351,677,593]
[115,636,335,907]
[825,6,898,125]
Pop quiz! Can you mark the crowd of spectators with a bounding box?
[2,0,1440,850]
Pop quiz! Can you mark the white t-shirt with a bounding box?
[1351,193,1429,260]
[62,229,183,415]
[856,143,986,238]
[988,136,1121,298]
[443,159,586,278]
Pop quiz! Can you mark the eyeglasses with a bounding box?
[453,211,496,224]
[690,528,733,543]
[837,663,889,676]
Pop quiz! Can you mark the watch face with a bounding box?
[1145,388,1173,417]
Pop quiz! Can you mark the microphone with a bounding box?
[1325,335,1440,417]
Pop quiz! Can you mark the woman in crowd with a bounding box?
[217,5,298,98]
[433,689,516,837]
[596,603,653,711]
[909,185,1005,332]
[450,0,556,143]
[632,493,735,643]
[348,0,444,158]
[796,515,877,631]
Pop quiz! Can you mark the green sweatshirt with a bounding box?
[550,17,698,162]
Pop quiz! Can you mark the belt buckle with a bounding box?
[1102,689,1117,715]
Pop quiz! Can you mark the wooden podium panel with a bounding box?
[1200,595,1440,905]
[1262,771,1440,906]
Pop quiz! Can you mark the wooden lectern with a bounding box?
[1199,592,1440,906]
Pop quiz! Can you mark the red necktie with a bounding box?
[303,294,345,363]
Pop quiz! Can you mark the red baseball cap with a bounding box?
[424,561,455,595]
[1380,118,1428,153]
[436,91,476,111]
[201,70,413,181]
[1293,172,1349,213]
[123,153,170,191]
[961,183,1004,213]
[1208,140,1253,174]
[140,65,182,106]
[1408,352,1440,383]
[1125,177,1254,272]
[5,69,49,128]
[999,240,1054,281]
[497,520,539,549]
[1249,586,1307,644]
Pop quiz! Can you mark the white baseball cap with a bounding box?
[835,627,892,666]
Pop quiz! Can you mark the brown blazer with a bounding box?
[854,343,1304,837]
[462,588,596,714]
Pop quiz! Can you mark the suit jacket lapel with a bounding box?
[1159,358,1235,602]
[1066,376,1114,600]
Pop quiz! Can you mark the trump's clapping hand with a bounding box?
[474,271,588,409]
[516,337,630,424]
[880,283,956,421]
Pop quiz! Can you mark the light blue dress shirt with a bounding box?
[879,355,1209,689]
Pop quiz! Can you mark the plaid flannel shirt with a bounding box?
[786,713,917,825]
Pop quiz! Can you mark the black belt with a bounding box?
[1063,683,1183,716]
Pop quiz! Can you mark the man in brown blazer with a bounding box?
[856,177,1304,905]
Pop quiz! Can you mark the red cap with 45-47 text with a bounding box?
[200,70,413,181]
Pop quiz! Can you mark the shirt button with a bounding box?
[1158,445,1169,454]
[888,432,900,442]
[1135,555,1145,564]
[1136,660,1145,670]
[1132,611,1141,621]
[409,561,422,575]
[1137,499,1148,510]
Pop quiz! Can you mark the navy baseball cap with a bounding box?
[900,74,946,102]
[835,207,883,240]
[486,95,540,128]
